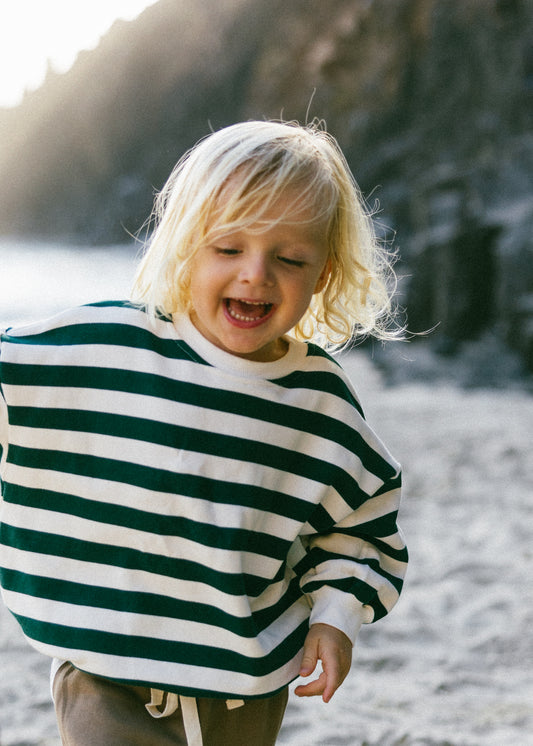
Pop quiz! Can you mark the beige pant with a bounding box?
[53,662,288,746]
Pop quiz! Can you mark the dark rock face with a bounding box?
[1,0,532,373]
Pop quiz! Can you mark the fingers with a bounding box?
[296,656,342,702]
[294,663,340,702]
[295,623,352,702]
[294,670,328,699]
[298,633,319,678]
[322,656,342,703]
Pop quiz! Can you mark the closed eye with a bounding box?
[278,256,305,267]
[215,247,240,256]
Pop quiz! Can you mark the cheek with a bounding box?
[304,271,326,300]
[289,280,320,319]
[188,271,207,313]
[189,266,225,313]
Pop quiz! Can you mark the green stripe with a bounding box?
[1,568,302,638]
[3,363,394,480]
[0,524,277,597]
[3,324,205,363]
[361,535,408,565]
[12,611,309,676]
[273,370,364,418]
[299,547,405,594]
[5,474,310,526]
[305,343,340,364]
[2,477,291,560]
[332,508,403,539]
[85,300,153,313]
[372,473,402,496]
[305,502,403,539]
[295,534,407,572]
[301,574,390,621]
[9,425,370,514]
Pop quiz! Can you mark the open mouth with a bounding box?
[224,298,274,324]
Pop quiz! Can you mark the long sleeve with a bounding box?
[285,354,407,645]
[296,466,406,643]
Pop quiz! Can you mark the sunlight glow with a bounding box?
[0,0,158,108]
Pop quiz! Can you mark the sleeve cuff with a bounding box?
[307,586,370,644]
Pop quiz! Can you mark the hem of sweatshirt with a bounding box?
[50,658,69,701]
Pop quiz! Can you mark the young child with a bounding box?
[0,120,407,746]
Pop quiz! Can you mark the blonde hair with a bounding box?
[131,120,401,349]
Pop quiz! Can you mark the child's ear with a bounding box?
[314,259,331,294]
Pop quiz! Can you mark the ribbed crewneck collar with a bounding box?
[172,314,308,379]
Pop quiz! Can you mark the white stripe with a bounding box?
[0,543,265,613]
[23,636,303,697]
[5,304,370,436]
[4,464,305,547]
[4,586,310,655]
[304,548,403,607]
[3,502,283,579]
[5,342,204,381]
[4,381,388,488]
[5,452,334,535]
[2,588,307,657]
[7,304,172,337]
[3,464,319,561]
[6,434,304,537]
[9,422,345,502]
[5,459,316,523]
[331,487,403,529]
[1,540,298,616]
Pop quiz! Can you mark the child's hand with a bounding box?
[294,623,353,703]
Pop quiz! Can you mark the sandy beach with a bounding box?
[1,349,532,746]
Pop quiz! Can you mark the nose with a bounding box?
[238,253,275,286]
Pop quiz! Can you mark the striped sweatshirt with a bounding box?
[0,301,407,699]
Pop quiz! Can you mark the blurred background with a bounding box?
[1,0,533,388]
[1,2,533,745]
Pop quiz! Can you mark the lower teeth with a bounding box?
[229,309,258,322]
[227,301,270,322]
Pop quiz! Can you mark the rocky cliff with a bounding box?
[1,0,532,376]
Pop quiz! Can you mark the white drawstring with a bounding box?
[180,696,204,746]
[145,688,180,719]
[226,698,245,710]
[145,689,245,746]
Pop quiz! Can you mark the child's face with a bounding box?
[188,191,330,362]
